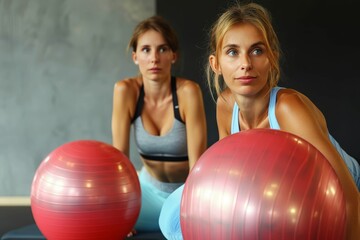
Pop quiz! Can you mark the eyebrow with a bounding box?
[222,41,265,50]
[158,44,170,48]
[139,43,169,48]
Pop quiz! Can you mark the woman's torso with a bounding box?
[131,76,189,183]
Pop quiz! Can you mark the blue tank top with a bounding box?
[131,76,188,161]
[231,87,360,189]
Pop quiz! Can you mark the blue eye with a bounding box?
[252,48,263,56]
[227,49,238,57]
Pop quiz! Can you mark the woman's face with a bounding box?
[211,23,271,97]
[133,30,176,80]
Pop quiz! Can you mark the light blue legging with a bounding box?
[135,167,183,232]
[159,184,184,240]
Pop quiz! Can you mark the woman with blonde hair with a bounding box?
[159,3,359,239]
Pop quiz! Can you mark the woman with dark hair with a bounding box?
[112,16,207,234]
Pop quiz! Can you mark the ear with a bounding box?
[209,55,221,74]
[132,52,138,65]
[171,53,178,64]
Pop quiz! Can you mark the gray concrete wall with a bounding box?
[0,0,154,196]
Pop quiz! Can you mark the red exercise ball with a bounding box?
[31,140,141,240]
[180,129,346,240]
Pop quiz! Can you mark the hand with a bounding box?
[127,228,137,237]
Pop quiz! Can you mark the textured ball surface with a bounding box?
[31,140,141,240]
[180,129,346,240]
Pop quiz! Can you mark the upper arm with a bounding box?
[276,90,359,213]
[180,81,207,169]
[276,90,336,165]
[111,80,136,157]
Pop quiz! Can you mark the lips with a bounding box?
[235,76,256,84]
[237,75,254,80]
[149,67,161,72]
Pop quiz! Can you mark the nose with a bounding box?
[240,55,252,71]
[150,51,159,63]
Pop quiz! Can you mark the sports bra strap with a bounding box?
[131,76,184,123]
[131,83,145,123]
[171,76,184,123]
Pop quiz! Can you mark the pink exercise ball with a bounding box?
[180,129,346,240]
[31,140,141,240]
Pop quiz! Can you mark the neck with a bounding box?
[239,105,269,130]
[142,75,172,103]
[235,89,271,130]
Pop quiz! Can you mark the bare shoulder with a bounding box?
[277,88,304,99]
[176,77,202,96]
[216,88,233,138]
[276,88,319,113]
[113,77,142,98]
[114,77,141,91]
[217,88,234,113]
[276,87,326,126]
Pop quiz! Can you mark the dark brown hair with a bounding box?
[128,15,179,53]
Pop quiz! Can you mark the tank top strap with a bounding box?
[172,76,184,123]
[131,84,145,123]
[268,86,283,130]
[231,102,240,134]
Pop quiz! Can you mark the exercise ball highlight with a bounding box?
[31,140,141,240]
[180,129,346,240]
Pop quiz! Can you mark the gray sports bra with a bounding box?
[131,76,188,161]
